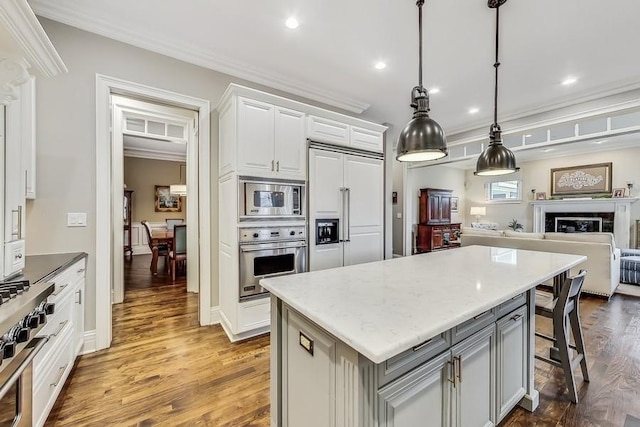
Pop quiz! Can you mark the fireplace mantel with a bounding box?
[531,197,639,248]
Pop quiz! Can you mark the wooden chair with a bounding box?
[141,220,169,273]
[169,224,187,282]
[534,270,589,403]
[166,218,184,231]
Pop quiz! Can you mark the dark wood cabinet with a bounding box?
[420,188,452,224]
[124,189,134,258]
[416,223,461,253]
[417,188,459,253]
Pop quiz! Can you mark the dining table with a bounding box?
[150,229,173,275]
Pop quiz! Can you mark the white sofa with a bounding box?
[460,229,620,298]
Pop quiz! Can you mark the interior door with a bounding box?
[309,149,344,271]
[343,154,383,267]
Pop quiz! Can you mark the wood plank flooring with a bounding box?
[46,256,640,426]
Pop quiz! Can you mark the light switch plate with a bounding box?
[67,213,87,227]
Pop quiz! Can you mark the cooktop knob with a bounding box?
[253,233,259,238]
[290,231,296,236]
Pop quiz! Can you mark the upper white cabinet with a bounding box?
[309,116,384,153]
[217,84,387,179]
[223,96,306,180]
[22,76,36,199]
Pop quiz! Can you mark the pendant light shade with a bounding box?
[396,0,447,162]
[474,0,519,176]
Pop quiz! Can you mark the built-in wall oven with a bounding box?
[239,177,305,220]
[239,226,306,301]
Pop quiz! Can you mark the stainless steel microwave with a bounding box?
[239,177,305,219]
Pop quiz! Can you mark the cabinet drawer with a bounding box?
[4,239,25,277]
[34,291,73,372]
[378,332,450,387]
[308,115,349,146]
[452,309,496,344]
[48,258,86,302]
[496,293,526,319]
[33,325,73,427]
[237,298,270,333]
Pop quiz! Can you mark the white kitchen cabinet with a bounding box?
[4,94,26,278]
[228,97,306,180]
[496,305,527,422]
[350,126,384,152]
[22,76,37,199]
[236,97,275,176]
[378,351,451,427]
[308,115,350,146]
[33,256,87,426]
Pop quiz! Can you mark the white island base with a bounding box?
[263,246,586,427]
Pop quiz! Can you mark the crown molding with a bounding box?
[29,1,370,114]
[124,148,186,163]
[0,0,67,77]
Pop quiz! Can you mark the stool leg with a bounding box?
[569,309,590,382]
[555,312,578,403]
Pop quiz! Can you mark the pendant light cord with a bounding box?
[418,0,424,88]
[493,4,500,129]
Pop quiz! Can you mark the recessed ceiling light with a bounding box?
[285,17,299,29]
[542,148,554,152]
[374,61,386,70]
[562,76,577,86]
[593,140,607,144]
[468,107,479,114]
[429,87,440,94]
[524,134,532,138]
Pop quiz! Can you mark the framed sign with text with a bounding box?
[550,162,612,197]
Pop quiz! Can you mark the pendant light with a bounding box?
[474,0,519,176]
[396,0,447,162]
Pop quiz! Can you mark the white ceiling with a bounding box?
[29,0,640,157]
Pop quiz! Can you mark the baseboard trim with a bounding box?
[219,311,269,342]
[82,330,97,354]
[210,306,221,325]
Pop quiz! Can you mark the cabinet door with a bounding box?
[343,155,383,267]
[440,196,452,223]
[432,228,443,250]
[73,277,86,357]
[308,115,349,146]
[21,76,36,199]
[378,351,452,427]
[427,195,441,224]
[284,308,337,427]
[350,126,383,152]
[4,96,25,244]
[452,324,496,427]
[496,305,527,422]
[309,149,344,271]
[274,107,306,180]
[236,97,275,176]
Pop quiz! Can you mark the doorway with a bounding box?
[96,75,211,351]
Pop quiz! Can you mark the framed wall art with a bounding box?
[612,188,625,198]
[451,197,459,212]
[550,162,612,197]
[155,185,182,212]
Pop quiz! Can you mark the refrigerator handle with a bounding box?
[345,188,350,242]
[339,187,346,242]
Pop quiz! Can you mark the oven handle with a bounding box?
[0,336,49,397]
[240,242,307,252]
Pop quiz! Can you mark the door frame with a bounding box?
[96,74,211,351]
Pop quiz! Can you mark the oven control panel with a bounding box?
[239,226,306,243]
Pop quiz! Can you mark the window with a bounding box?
[487,180,521,202]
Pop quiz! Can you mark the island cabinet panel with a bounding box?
[283,308,337,427]
[452,324,496,427]
[496,305,528,422]
[378,351,452,427]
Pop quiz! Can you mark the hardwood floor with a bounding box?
[46,257,640,426]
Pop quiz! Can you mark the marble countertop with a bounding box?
[261,245,586,364]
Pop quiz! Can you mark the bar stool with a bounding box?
[534,270,589,403]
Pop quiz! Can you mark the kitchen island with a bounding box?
[262,245,586,427]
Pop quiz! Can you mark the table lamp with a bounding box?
[470,206,486,223]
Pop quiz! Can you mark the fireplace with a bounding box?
[545,212,613,233]
[531,198,637,249]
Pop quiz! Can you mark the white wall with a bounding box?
[26,18,386,332]
[463,146,640,246]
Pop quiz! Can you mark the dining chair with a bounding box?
[169,224,187,282]
[166,218,184,231]
[141,220,169,273]
[534,269,589,403]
